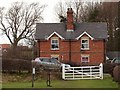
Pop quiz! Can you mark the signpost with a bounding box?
[31,60,53,87]
[32,64,35,87]
[46,69,51,87]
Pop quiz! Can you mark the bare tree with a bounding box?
[55,2,67,22]
[0,2,46,48]
[55,1,82,22]
[55,1,101,22]
[72,1,83,22]
[98,2,118,51]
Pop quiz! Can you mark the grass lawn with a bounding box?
[2,74,119,88]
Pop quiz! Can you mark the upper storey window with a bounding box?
[81,38,89,50]
[51,37,59,50]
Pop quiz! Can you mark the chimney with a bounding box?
[67,8,74,31]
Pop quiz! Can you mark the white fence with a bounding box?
[62,63,103,80]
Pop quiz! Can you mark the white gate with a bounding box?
[62,63,103,80]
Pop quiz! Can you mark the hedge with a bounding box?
[113,65,120,82]
[2,58,32,73]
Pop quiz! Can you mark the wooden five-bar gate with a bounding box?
[62,63,103,80]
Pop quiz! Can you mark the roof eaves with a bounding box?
[46,32,65,40]
[76,31,94,40]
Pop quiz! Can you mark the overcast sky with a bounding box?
[0,0,65,44]
[0,0,62,23]
[0,0,119,44]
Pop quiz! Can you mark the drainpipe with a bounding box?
[104,39,106,63]
[69,39,71,65]
[38,40,40,57]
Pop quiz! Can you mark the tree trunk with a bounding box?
[11,41,18,49]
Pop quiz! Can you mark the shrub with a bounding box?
[2,58,32,73]
[103,63,116,77]
[113,65,120,82]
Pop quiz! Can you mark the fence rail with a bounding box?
[62,63,103,80]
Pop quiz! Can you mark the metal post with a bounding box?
[32,67,35,87]
[32,40,35,87]
[46,69,52,87]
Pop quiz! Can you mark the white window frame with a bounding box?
[81,55,89,63]
[81,38,89,50]
[51,38,59,50]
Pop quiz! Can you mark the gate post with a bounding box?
[100,63,103,79]
[62,64,65,79]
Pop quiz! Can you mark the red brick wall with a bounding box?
[38,35,105,65]
[67,8,74,30]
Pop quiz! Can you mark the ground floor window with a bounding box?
[51,55,59,60]
[81,55,89,63]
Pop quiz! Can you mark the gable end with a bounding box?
[76,31,94,40]
[46,32,64,40]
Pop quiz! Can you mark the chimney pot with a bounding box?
[68,8,72,11]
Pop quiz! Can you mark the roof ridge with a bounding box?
[36,23,65,24]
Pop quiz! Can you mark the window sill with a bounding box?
[81,48,90,51]
[51,48,59,50]
[81,62,89,63]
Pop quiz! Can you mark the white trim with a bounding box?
[51,38,59,50]
[67,29,74,32]
[81,38,89,50]
[76,31,94,40]
[46,32,64,40]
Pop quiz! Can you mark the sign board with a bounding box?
[33,68,35,74]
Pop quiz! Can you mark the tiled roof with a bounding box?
[35,22,107,40]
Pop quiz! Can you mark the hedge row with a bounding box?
[103,63,116,76]
[2,58,118,76]
[103,63,120,83]
[113,65,120,83]
[2,58,32,73]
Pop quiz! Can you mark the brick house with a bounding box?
[35,8,107,65]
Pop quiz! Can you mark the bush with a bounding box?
[2,46,35,60]
[103,63,116,77]
[2,58,32,73]
[113,65,120,82]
